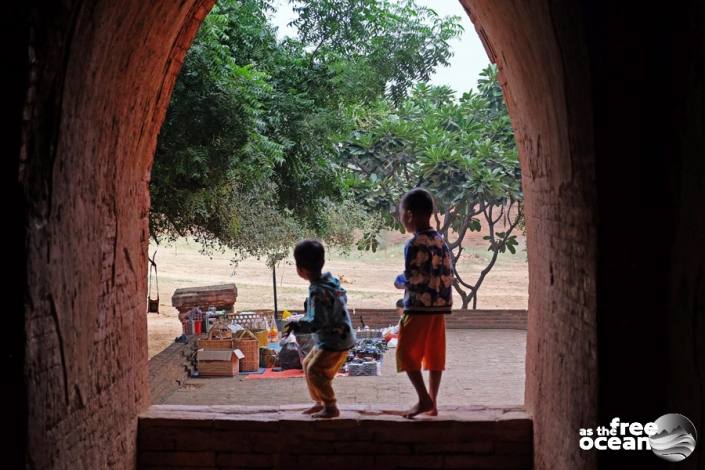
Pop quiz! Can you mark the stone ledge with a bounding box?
[143,403,528,420]
[139,404,532,469]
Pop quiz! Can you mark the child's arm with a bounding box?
[292,291,325,333]
[394,273,408,289]
[402,240,430,297]
[394,240,415,289]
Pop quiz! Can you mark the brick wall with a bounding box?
[461,1,598,469]
[349,309,528,330]
[138,405,532,469]
[19,1,215,468]
[247,309,527,330]
[460,2,705,469]
[149,339,198,405]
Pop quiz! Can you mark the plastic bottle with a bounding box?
[270,322,279,342]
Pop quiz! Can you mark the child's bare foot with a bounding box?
[403,397,434,418]
[312,406,340,419]
[302,403,324,414]
[425,407,438,416]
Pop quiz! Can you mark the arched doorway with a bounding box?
[12,1,704,468]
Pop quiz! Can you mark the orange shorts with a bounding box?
[396,314,446,372]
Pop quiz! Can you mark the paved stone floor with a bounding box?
[162,329,526,408]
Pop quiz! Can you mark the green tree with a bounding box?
[151,0,294,265]
[342,65,523,309]
[290,0,463,103]
[269,0,463,229]
[151,0,464,264]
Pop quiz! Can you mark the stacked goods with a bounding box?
[232,329,259,372]
[254,329,269,347]
[347,361,382,376]
[345,338,387,376]
[172,284,237,316]
[197,320,233,349]
[278,334,302,370]
[381,324,400,348]
[196,349,244,377]
[355,327,383,340]
[232,311,272,329]
[350,338,387,360]
[259,346,278,368]
[196,324,259,372]
[182,308,204,335]
[195,320,240,377]
[233,312,276,347]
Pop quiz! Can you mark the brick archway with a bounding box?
[11,1,704,469]
[15,1,215,467]
[461,1,598,468]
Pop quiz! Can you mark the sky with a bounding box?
[268,0,491,94]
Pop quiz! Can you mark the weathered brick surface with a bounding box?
[349,309,527,330]
[138,405,532,469]
[20,1,215,468]
[149,337,198,404]
[461,1,599,469]
[461,1,705,470]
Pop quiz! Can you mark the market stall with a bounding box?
[181,306,400,378]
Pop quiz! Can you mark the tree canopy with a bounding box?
[342,66,523,308]
[151,0,463,265]
[151,0,523,308]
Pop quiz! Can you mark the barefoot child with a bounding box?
[394,188,453,418]
[285,240,355,418]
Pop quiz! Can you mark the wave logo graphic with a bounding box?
[649,413,698,462]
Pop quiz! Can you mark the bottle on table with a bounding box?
[269,321,279,342]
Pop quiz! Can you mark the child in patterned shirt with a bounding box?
[394,188,453,418]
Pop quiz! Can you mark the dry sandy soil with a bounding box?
[162,329,527,407]
[147,228,528,358]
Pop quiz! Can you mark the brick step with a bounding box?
[138,404,532,469]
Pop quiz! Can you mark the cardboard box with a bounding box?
[197,348,244,377]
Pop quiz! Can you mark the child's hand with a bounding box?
[283,321,297,336]
[394,273,407,289]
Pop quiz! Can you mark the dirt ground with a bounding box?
[147,229,528,358]
[161,329,526,407]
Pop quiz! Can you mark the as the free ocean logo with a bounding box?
[579,414,698,462]
[649,414,698,462]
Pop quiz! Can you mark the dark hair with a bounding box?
[294,239,325,275]
[401,187,434,219]
[396,298,404,309]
